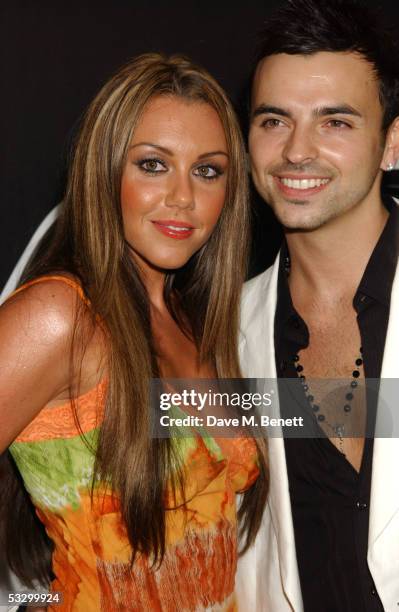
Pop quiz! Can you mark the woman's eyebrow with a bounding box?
[129,142,173,154]
[197,151,229,159]
[129,142,228,159]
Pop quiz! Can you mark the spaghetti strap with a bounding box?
[9,275,90,307]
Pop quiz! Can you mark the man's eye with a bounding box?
[260,118,284,128]
[137,158,167,173]
[326,119,351,129]
[194,165,223,180]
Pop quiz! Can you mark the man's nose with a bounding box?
[165,172,195,210]
[282,125,318,166]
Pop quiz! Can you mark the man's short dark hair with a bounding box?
[254,0,399,131]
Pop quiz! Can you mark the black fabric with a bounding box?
[274,199,399,612]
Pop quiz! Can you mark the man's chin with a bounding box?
[273,208,326,232]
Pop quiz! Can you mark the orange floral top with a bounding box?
[9,276,259,611]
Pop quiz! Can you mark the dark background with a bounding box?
[2,0,399,290]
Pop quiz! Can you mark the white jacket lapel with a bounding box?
[239,255,303,611]
[368,260,399,609]
[239,254,280,380]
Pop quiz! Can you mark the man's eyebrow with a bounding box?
[252,104,291,119]
[314,105,362,118]
[252,103,362,120]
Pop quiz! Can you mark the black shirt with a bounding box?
[274,199,399,612]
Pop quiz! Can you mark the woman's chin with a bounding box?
[152,256,192,272]
[131,251,196,275]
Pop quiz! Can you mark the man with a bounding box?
[237,0,399,610]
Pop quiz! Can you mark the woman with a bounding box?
[0,54,267,611]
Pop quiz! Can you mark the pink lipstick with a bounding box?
[151,219,195,240]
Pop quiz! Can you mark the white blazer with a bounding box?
[236,252,399,612]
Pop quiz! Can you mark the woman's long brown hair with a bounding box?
[0,54,268,585]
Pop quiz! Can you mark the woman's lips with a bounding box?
[274,175,331,198]
[151,220,195,240]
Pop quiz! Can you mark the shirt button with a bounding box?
[292,318,301,329]
[356,501,368,510]
[370,585,377,596]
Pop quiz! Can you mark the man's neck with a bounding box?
[286,198,389,306]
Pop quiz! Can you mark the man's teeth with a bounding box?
[280,178,330,189]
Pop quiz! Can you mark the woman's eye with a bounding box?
[137,158,167,173]
[194,165,222,180]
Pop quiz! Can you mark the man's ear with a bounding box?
[381,116,399,171]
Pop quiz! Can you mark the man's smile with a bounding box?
[273,174,331,198]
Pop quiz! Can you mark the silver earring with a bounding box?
[387,162,395,171]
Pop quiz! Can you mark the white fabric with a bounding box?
[0,204,61,304]
[236,250,399,611]
[0,205,60,608]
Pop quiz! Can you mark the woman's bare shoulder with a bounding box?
[2,276,82,331]
[0,277,93,451]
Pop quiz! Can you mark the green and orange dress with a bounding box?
[8,276,259,611]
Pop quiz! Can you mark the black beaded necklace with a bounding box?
[293,350,364,452]
[284,254,364,452]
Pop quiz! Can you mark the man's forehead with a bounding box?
[251,51,381,113]
[253,51,377,91]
